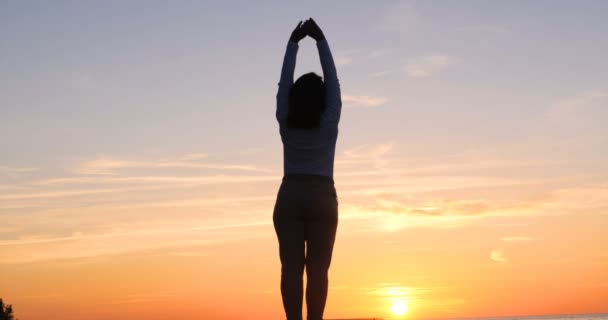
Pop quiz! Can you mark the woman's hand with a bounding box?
[303,18,325,41]
[289,20,307,43]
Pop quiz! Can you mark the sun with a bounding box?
[390,300,409,316]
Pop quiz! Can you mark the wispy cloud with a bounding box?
[368,48,393,58]
[0,166,39,179]
[335,49,361,67]
[3,174,280,201]
[0,221,268,247]
[490,249,506,263]
[0,166,38,173]
[456,24,510,34]
[0,187,129,200]
[501,236,532,243]
[0,220,270,264]
[377,2,420,34]
[164,250,211,257]
[178,153,208,160]
[342,143,393,159]
[339,175,550,197]
[370,70,393,78]
[405,55,458,78]
[545,90,608,122]
[343,95,388,108]
[98,194,275,210]
[339,184,608,223]
[68,73,98,90]
[33,174,278,187]
[75,156,272,175]
[0,184,26,190]
[370,198,491,216]
[337,143,394,170]
[336,56,353,67]
[3,144,606,264]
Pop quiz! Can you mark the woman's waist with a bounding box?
[282,173,334,184]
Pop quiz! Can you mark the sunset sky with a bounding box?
[1,1,607,319]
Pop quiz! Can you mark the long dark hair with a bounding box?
[287,72,326,128]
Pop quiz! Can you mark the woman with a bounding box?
[273,18,342,320]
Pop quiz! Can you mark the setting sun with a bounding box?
[391,300,409,316]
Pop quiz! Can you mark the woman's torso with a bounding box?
[280,124,338,178]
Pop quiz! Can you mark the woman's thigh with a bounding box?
[273,182,306,267]
[305,184,338,269]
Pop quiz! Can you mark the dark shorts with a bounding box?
[273,174,339,264]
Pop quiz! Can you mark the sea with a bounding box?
[327,314,608,320]
[451,314,608,320]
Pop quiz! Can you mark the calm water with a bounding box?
[328,315,608,320]
[464,314,608,320]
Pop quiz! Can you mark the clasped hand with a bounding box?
[290,18,325,43]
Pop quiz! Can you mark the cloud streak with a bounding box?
[33,174,279,187]
[545,90,608,122]
[368,48,393,59]
[0,219,271,264]
[335,49,361,67]
[3,144,606,264]
[378,2,420,34]
[343,95,388,108]
[75,156,273,175]
[2,175,280,200]
[501,236,532,243]
[0,166,39,179]
[0,166,38,173]
[405,55,458,78]
[490,249,506,263]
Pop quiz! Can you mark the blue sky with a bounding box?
[2,1,607,169]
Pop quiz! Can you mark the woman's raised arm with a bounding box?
[276,21,306,122]
[307,18,341,124]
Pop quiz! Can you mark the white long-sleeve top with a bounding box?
[276,39,342,178]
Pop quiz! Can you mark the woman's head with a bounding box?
[287,72,326,128]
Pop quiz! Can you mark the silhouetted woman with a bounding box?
[273,18,342,320]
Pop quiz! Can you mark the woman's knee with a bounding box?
[282,262,305,276]
[305,262,329,277]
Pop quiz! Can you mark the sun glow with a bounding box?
[390,300,409,316]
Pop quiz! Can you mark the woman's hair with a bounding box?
[287,72,326,128]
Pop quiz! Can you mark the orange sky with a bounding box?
[2,146,607,319]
